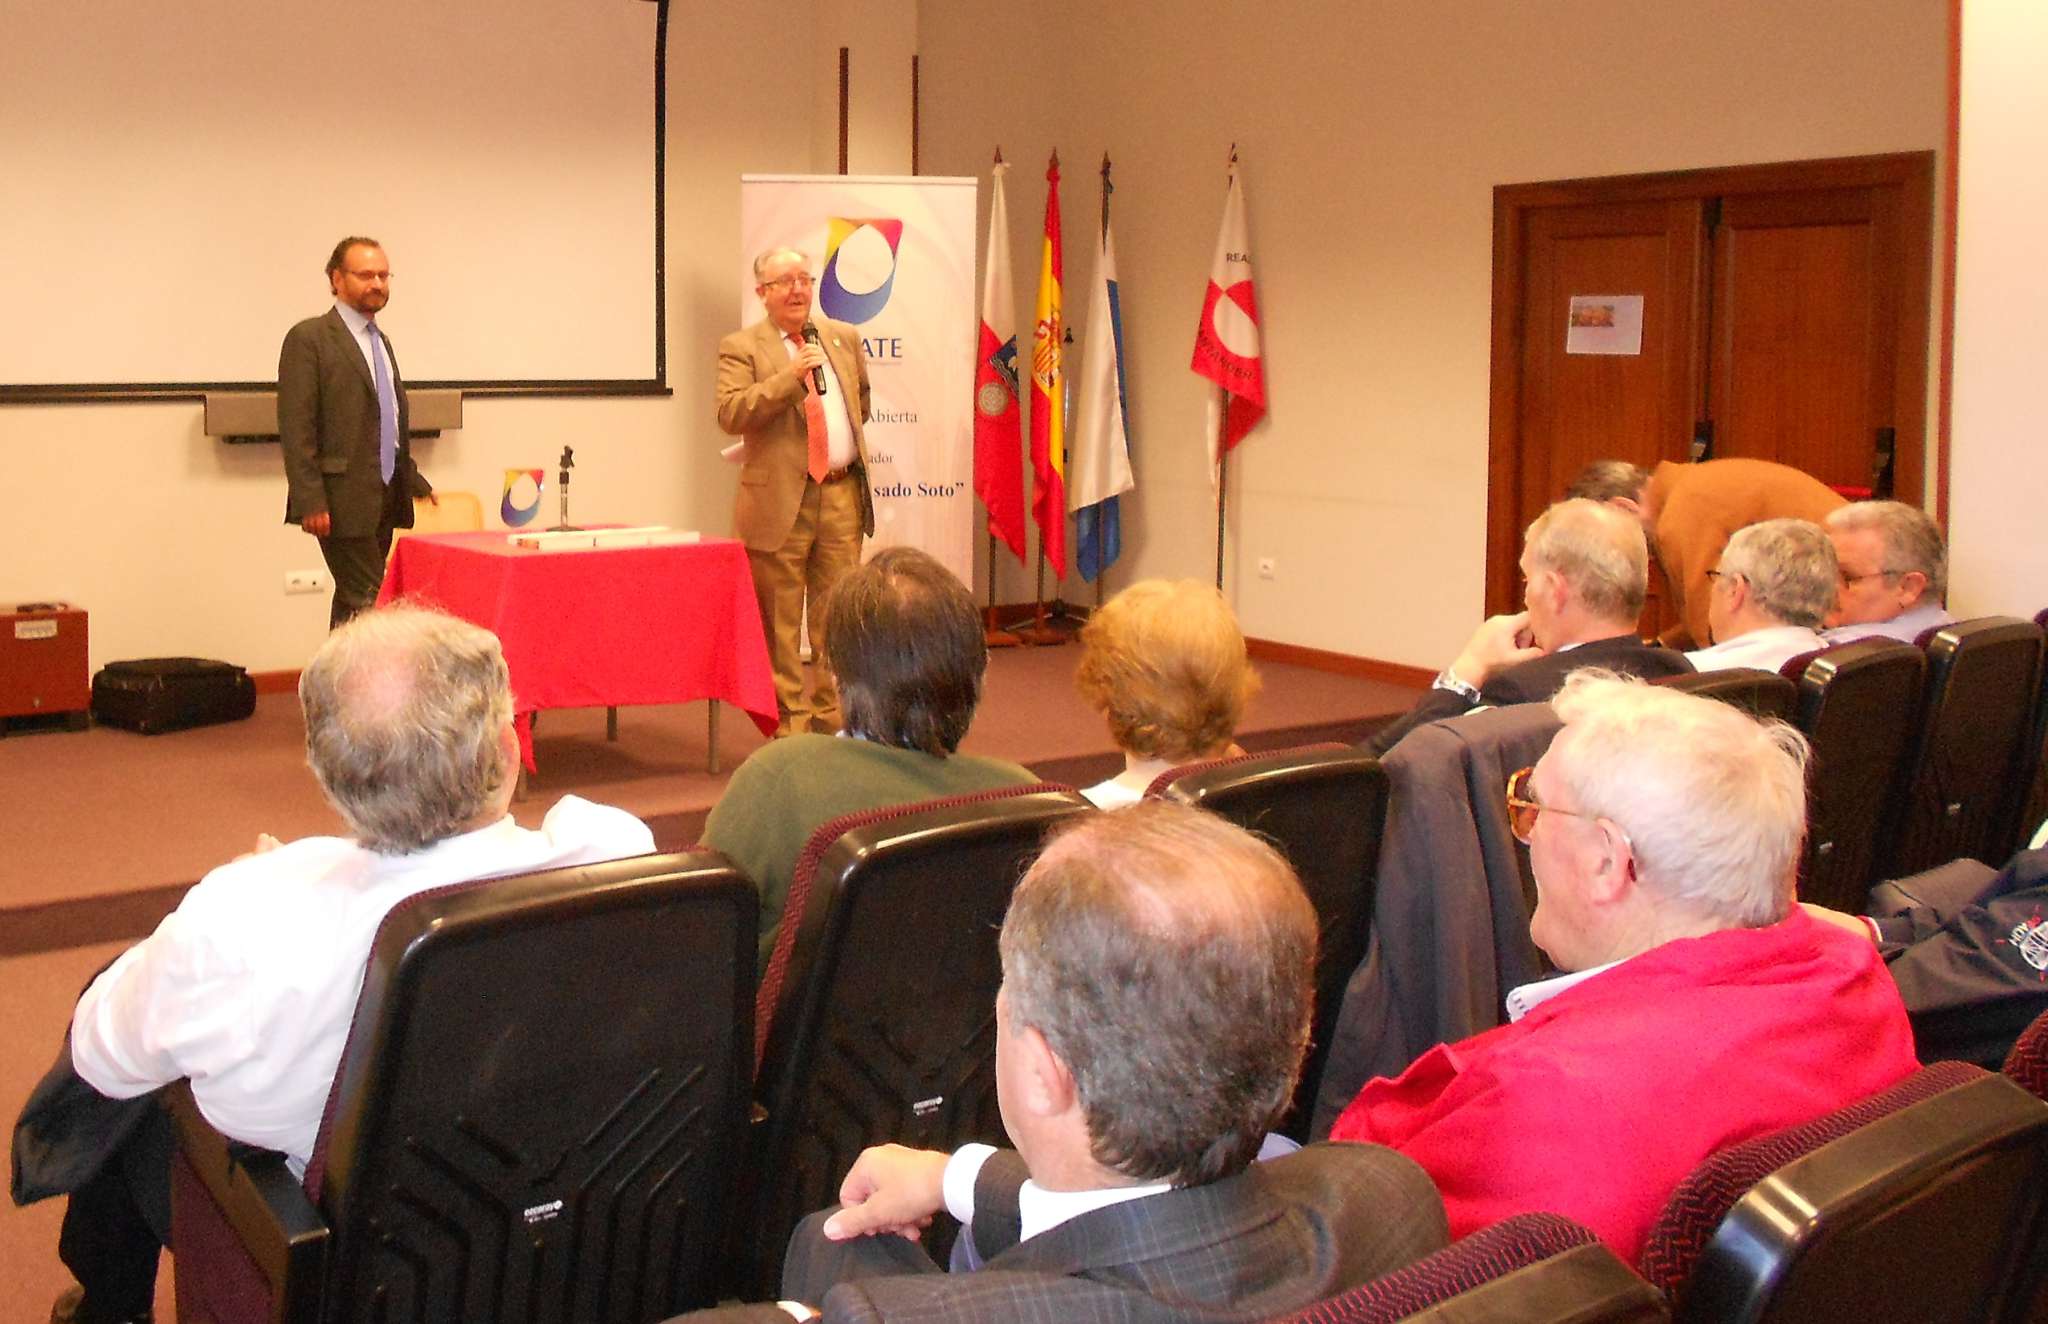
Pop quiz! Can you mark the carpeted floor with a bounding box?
[0,642,1418,1313]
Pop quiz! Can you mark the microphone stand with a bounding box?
[547,445,581,531]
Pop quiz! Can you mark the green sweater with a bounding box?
[701,734,1037,975]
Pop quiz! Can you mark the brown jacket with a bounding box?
[714,315,873,550]
[1646,458,1844,647]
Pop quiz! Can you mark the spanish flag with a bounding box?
[1030,151,1067,581]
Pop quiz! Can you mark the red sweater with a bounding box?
[1328,908,1917,1263]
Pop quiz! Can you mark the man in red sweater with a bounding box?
[1329,671,1917,1263]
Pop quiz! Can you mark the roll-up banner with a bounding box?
[739,175,979,583]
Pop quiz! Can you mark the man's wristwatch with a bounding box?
[1432,668,1481,703]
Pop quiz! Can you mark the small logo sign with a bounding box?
[502,469,545,527]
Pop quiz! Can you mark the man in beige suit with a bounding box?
[716,247,875,736]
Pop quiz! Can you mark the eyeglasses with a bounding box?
[1840,569,1905,587]
[761,274,815,292]
[1506,766,1600,845]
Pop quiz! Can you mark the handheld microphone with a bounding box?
[800,322,829,397]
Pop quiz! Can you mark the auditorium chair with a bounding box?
[2006,1005,2048,1103]
[736,784,1095,1298]
[2004,605,2048,858]
[1270,1212,1668,1323]
[1648,668,1797,722]
[1148,744,1390,1140]
[1638,1061,2048,1323]
[1881,616,2046,878]
[1779,640,1926,914]
[166,851,757,1324]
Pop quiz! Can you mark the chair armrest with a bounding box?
[165,1082,329,1324]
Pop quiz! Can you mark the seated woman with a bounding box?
[1073,579,1259,808]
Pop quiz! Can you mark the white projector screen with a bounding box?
[0,0,663,397]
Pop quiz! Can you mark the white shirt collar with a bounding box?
[333,300,372,335]
[1016,1174,1172,1242]
[1503,958,1623,1022]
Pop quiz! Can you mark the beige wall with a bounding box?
[2,1,1953,674]
[918,0,1947,666]
[1949,2,2048,618]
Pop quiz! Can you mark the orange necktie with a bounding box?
[789,333,830,482]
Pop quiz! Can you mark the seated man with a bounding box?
[1568,457,1844,649]
[1684,517,1837,673]
[42,605,654,1324]
[1821,499,1955,644]
[703,546,1036,971]
[682,803,1447,1322]
[1365,498,1690,755]
[1072,578,1258,806]
[1329,672,1917,1262]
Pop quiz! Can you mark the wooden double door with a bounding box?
[1485,153,1935,627]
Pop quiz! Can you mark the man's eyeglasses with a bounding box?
[1506,765,1599,845]
[761,274,815,292]
[1840,569,1905,587]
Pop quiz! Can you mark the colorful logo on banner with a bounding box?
[819,217,905,324]
[501,468,544,526]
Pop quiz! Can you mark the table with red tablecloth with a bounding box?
[376,531,777,771]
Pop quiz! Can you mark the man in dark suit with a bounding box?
[677,802,1446,1323]
[715,246,874,736]
[1365,498,1691,755]
[279,236,433,628]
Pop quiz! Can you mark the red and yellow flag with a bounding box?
[1029,151,1067,580]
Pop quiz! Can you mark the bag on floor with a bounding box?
[91,657,256,734]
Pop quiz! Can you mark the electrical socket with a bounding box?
[1257,557,1277,580]
[284,570,328,595]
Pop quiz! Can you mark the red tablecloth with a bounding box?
[377,531,777,769]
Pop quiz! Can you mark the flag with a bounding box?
[1190,147,1266,482]
[973,156,1027,562]
[1029,151,1067,580]
[1068,157,1135,582]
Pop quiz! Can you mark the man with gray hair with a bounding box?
[715,245,875,737]
[1684,517,1838,672]
[1364,498,1690,754]
[1821,499,1955,644]
[683,803,1445,1322]
[40,605,652,1324]
[1330,672,1917,1262]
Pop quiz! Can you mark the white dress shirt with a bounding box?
[941,1142,1170,1243]
[332,299,396,385]
[70,796,653,1175]
[1820,602,1955,646]
[781,328,858,470]
[1686,624,1825,674]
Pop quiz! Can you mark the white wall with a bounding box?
[0,1,820,672]
[1,1,1953,674]
[1949,2,2048,618]
[918,0,1947,666]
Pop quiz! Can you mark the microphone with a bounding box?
[800,322,829,397]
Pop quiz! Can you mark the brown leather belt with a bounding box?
[815,466,856,484]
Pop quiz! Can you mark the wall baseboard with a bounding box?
[250,669,299,695]
[1246,637,1434,689]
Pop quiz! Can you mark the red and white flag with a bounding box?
[973,155,1028,562]
[1189,148,1265,483]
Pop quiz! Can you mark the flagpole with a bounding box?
[1215,419,1228,591]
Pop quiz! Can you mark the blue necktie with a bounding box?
[366,320,398,484]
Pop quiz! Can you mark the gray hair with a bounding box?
[1550,671,1810,929]
[1718,518,1838,629]
[1825,500,1947,600]
[1525,498,1649,622]
[298,605,513,854]
[752,246,811,282]
[1563,460,1649,504]
[999,802,1316,1188]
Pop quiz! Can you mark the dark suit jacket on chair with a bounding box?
[278,307,428,537]
[1363,633,1692,756]
[682,1143,1446,1323]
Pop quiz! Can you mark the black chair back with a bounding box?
[172,851,758,1324]
[1669,1070,2048,1324]
[1650,668,1798,721]
[2006,606,2048,858]
[1783,640,1926,913]
[1883,616,2046,877]
[741,786,1094,1297]
[1156,745,1390,1141]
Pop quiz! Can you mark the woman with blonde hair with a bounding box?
[1073,579,1260,807]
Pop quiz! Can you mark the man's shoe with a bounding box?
[50,1285,152,1324]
